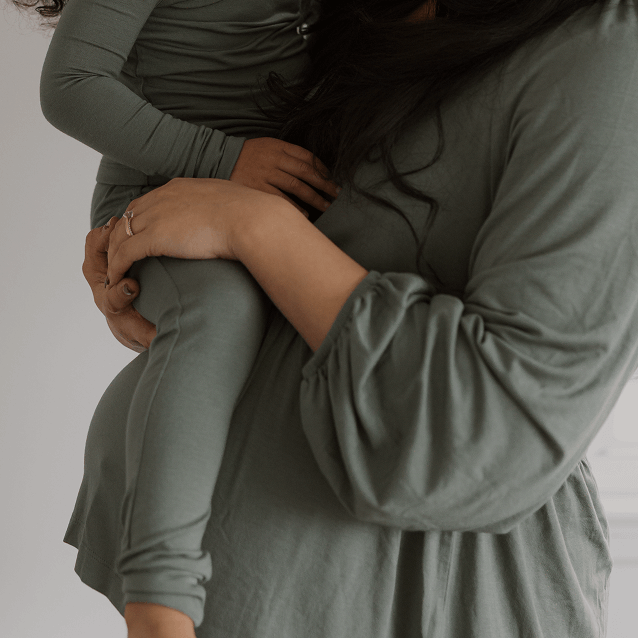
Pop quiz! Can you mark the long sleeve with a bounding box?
[40,0,244,180]
[299,19,638,534]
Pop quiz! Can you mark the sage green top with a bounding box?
[64,1,638,636]
[40,0,309,185]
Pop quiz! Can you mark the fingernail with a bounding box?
[336,186,342,194]
[323,201,330,211]
[103,220,111,229]
[104,276,110,288]
[123,284,133,296]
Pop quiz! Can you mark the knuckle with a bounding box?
[297,161,312,177]
[105,292,124,315]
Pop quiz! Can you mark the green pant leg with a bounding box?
[119,255,269,626]
[89,183,270,626]
[90,183,150,229]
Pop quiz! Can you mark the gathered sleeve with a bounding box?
[299,25,638,533]
[40,0,243,180]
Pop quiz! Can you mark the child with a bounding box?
[29,0,335,630]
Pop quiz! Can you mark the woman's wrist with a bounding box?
[231,195,368,351]
[231,194,300,264]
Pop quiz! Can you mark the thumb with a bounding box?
[105,277,139,314]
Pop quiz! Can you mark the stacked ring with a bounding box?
[123,210,135,237]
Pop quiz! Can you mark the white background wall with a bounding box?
[1,7,131,636]
[1,5,636,637]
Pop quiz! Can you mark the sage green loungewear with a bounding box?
[57,1,638,636]
[40,0,311,628]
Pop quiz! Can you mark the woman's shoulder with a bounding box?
[502,0,638,101]
[487,0,638,147]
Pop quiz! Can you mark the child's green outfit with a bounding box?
[41,0,310,626]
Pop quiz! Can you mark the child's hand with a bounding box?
[229,137,340,214]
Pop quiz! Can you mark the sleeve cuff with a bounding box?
[301,271,383,380]
[214,134,246,180]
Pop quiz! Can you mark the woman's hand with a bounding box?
[106,176,366,353]
[105,177,296,289]
[84,218,157,352]
[229,137,339,212]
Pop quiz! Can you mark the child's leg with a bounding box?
[118,253,270,627]
[90,183,268,625]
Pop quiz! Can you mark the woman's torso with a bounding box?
[75,2,638,636]
[197,3,629,636]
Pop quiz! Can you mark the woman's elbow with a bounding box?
[339,470,559,535]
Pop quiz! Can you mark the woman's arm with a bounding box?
[105,177,367,351]
[233,199,369,352]
[295,18,638,533]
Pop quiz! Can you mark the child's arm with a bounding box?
[40,0,243,180]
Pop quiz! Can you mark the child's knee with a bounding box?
[129,257,180,325]
[177,260,270,334]
[132,257,269,333]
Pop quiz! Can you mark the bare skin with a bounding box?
[409,0,437,21]
[83,218,155,354]
[230,137,339,213]
[105,177,368,353]
[124,602,195,638]
[84,137,339,354]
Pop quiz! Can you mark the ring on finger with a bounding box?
[123,210,135,237]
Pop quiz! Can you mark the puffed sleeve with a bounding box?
[299,18,638,533]
[40,0,243,180]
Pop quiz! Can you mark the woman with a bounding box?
[73,1,638,636]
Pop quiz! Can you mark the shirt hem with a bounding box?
[63,519,127,619]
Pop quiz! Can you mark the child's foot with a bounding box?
[125,602,197,638]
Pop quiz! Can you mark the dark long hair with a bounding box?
[10,0,67,24]
[267,0,608,285]
[14,0,609,283]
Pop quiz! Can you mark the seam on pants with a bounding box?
[122,256,185,552]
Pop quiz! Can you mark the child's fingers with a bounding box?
[271,171,331,212]
[279,156,340,200]
[280,144,340,196]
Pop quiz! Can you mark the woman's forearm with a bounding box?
[234,202,369,352]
